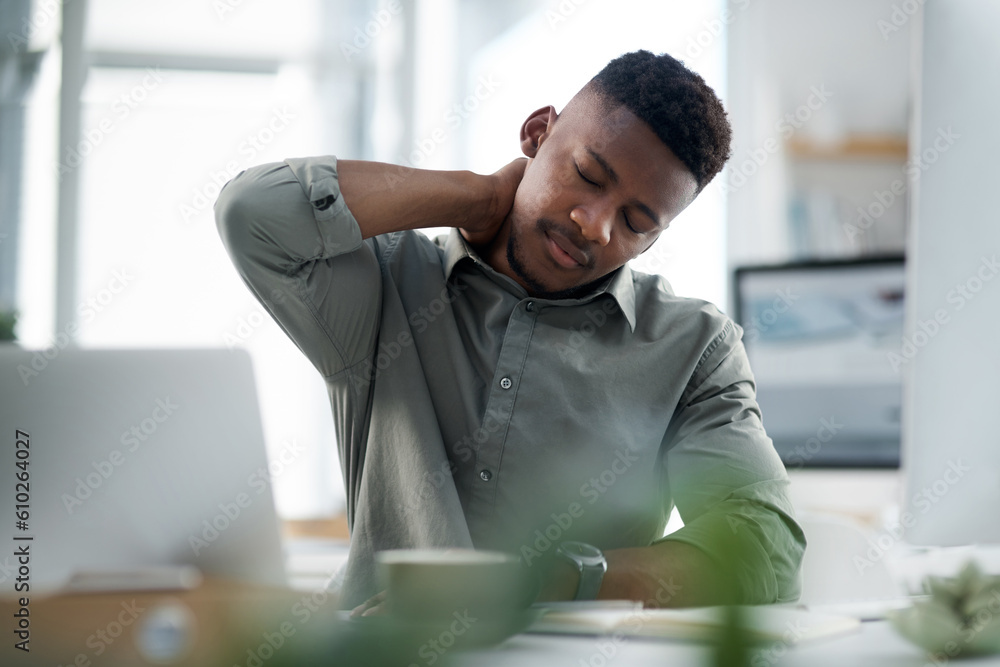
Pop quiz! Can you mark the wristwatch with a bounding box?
[556,541,607,600]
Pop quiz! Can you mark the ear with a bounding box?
[519,105,558,158]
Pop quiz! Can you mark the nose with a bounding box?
[569,204,613,247]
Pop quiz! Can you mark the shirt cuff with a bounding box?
[285,155,364,258]
[655,499,803,604]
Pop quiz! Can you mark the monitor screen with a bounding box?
[734,256,906,468]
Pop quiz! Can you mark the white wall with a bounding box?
[726,0,912,273]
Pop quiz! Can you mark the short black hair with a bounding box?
[589,50,732,192]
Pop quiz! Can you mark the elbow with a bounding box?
[214,168,252,248]
[771,528,806,603]
[732,508,807,605]
[759,513,807,604]
[213,163,284,266]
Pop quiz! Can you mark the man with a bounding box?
[215,50,805,610]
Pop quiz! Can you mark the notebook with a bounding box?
[529,602,861,644]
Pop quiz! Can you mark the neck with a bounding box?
[481,219,527,290]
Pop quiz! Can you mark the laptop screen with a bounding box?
[0,347,286,591]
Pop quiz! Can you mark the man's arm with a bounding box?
[215,156,523,529]
[539,320,805,607]
[540,540,738,607]
[335,159,525,241]
[214,157,524,375]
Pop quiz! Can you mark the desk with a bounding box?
[6,585,1000,667]
[461,621,1000,667]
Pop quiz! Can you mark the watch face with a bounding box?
[558,542,607,601]
[561,541,606,568]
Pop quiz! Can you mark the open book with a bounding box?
[528,602,861,644]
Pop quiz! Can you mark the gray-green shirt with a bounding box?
[215,156,805,608]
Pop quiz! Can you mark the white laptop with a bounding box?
[0,347,287,592]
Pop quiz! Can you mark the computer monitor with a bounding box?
[899,0,1000,547]
[734,256,906,468]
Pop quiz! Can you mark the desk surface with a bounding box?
[460,621,1000,667]
[7,582,1000,667]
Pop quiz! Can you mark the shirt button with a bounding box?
[499,377,512,390]
[525,301,535,312]
[479,469,492,482]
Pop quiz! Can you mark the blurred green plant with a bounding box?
[712,604,752,667]
[702,515,756,667]
[0,310,17,341]
[889,560,1000,657]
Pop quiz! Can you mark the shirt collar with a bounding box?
[442,229,637,332]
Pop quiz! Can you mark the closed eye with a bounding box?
[577,162,641,235]
[575,163,598,187]
[623,212,638,234]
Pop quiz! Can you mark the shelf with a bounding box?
[786,135,909,161]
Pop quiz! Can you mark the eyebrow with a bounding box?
[586,146,663,229]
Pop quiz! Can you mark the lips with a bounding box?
[545,231,588,269]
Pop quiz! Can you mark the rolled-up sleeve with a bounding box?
[656,320,806,604]
[214,156,381,380]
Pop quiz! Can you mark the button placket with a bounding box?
[467,306,537,517]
